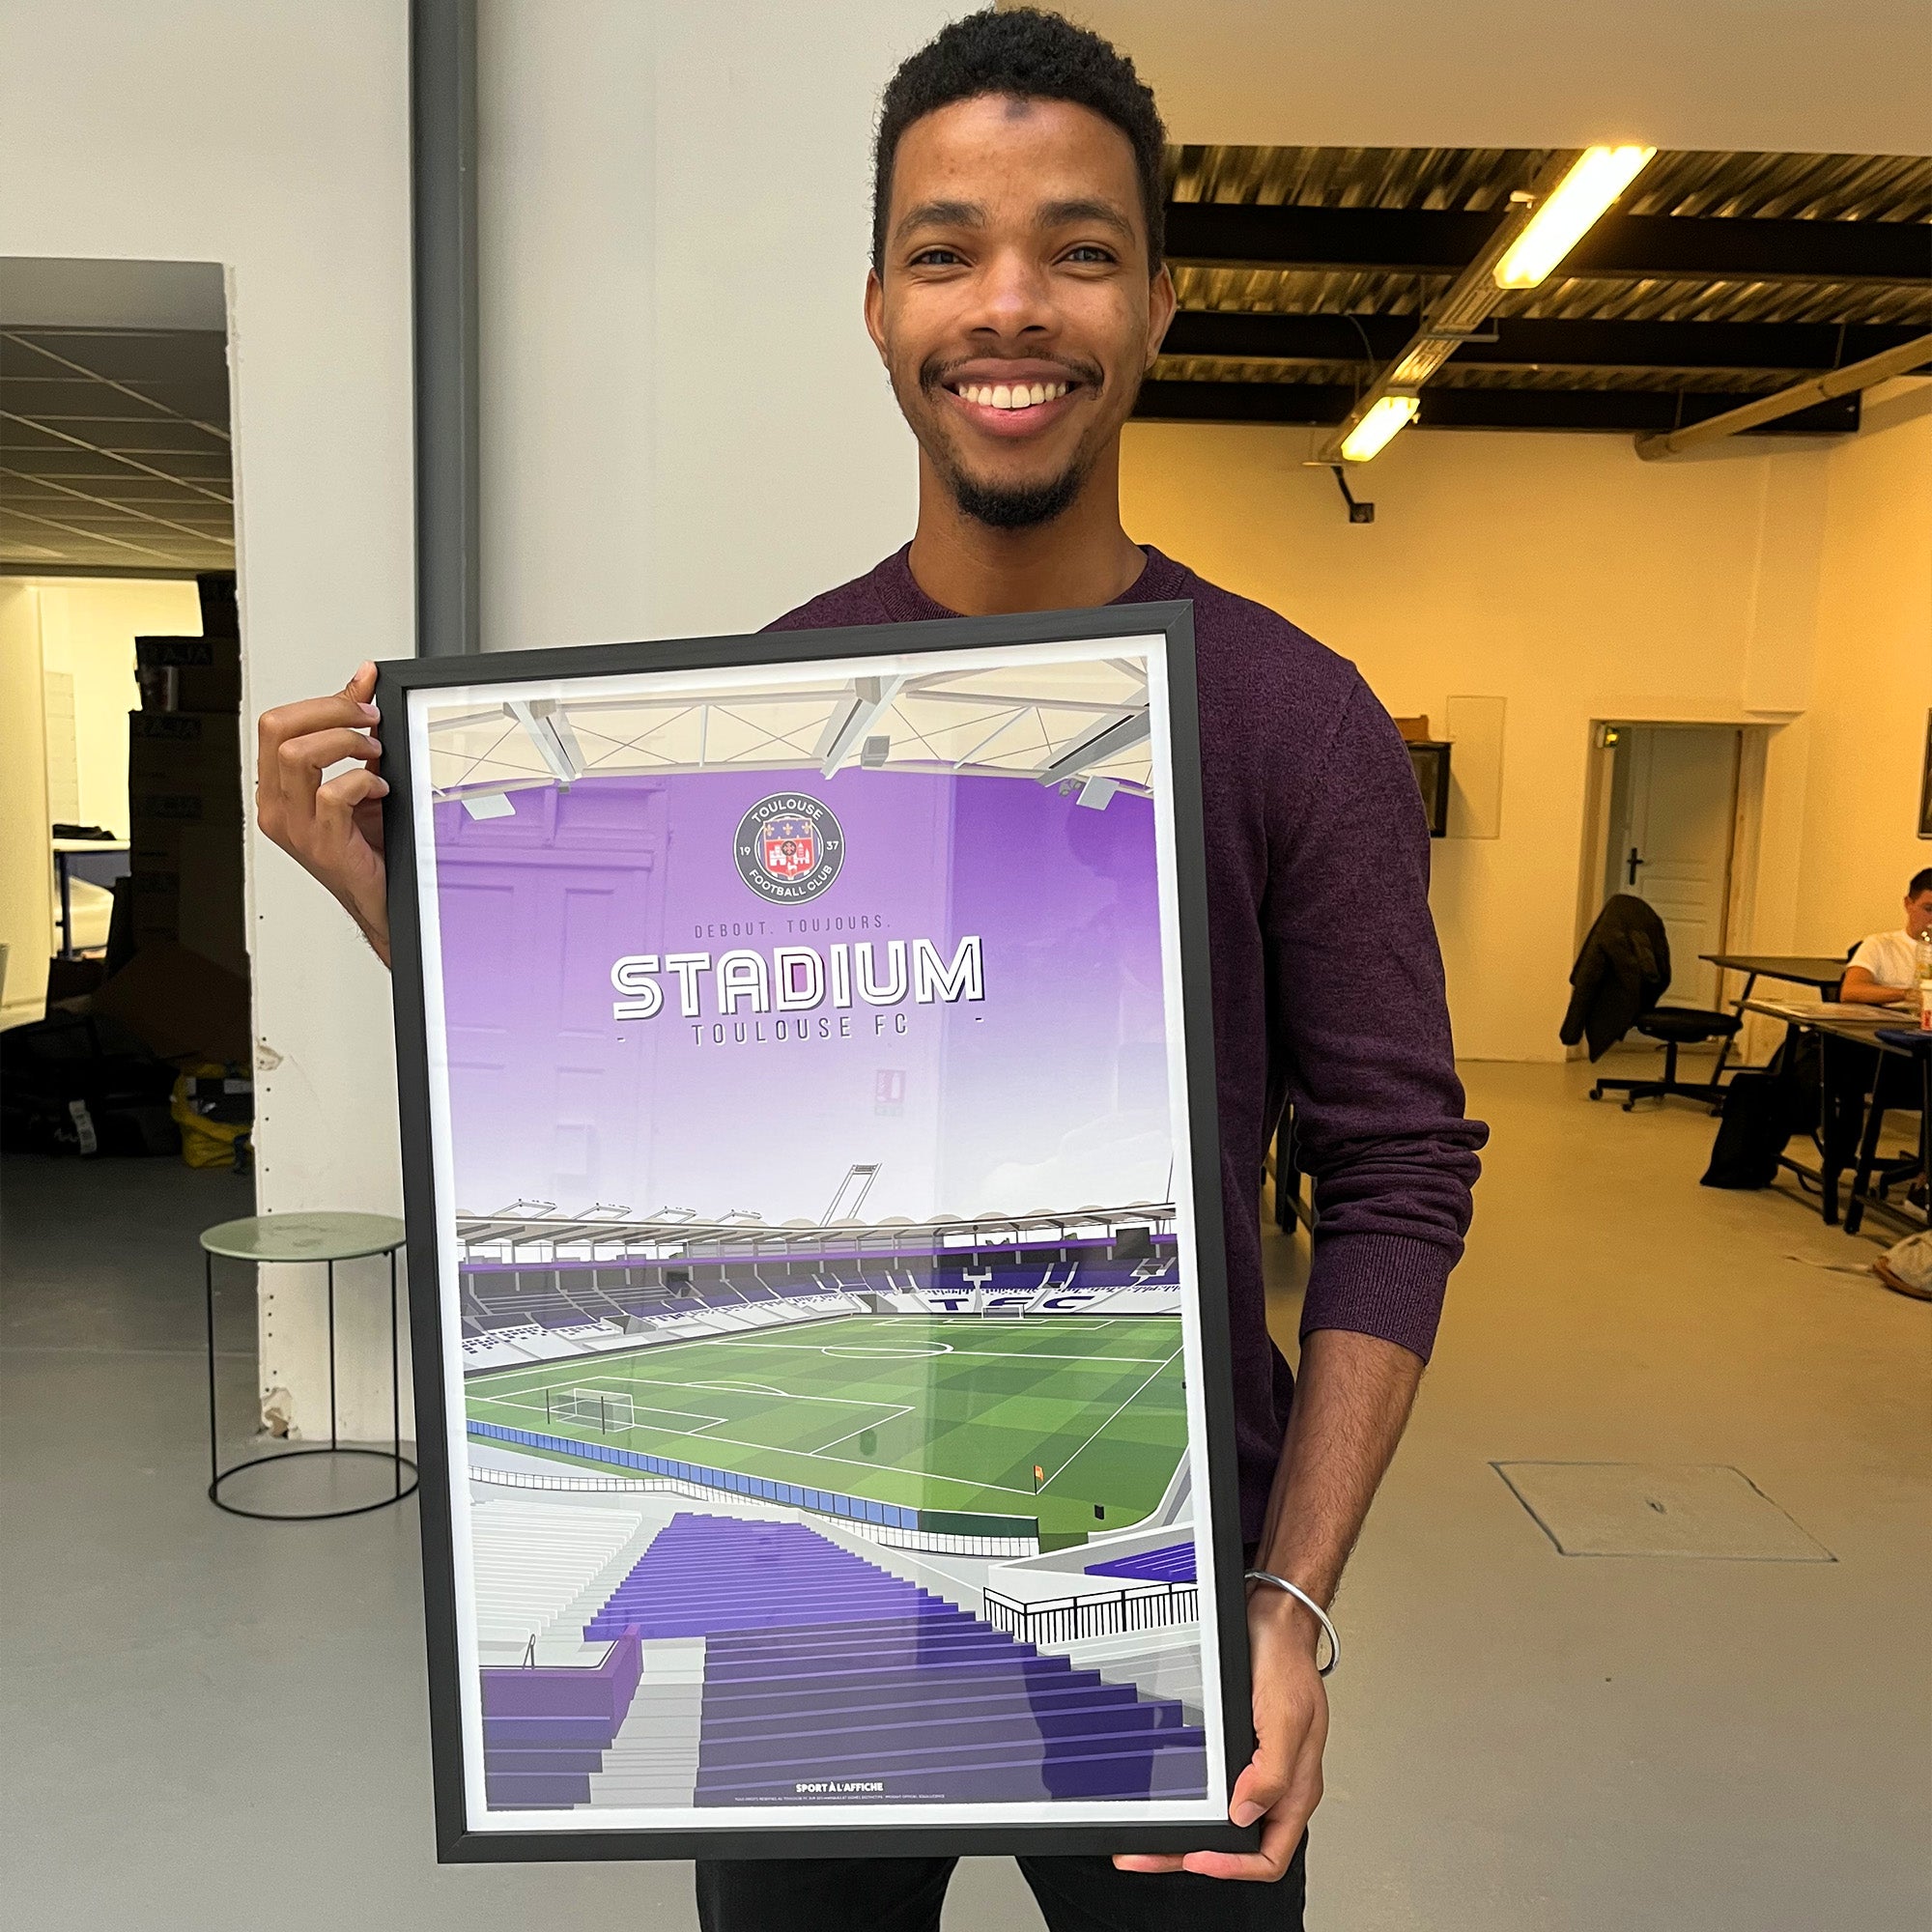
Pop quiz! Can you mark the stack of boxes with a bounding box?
[126,574,247,978]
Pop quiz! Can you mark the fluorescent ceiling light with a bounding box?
[1339,392,1418,463]
[1494,145,1656,290]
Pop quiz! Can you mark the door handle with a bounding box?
[1626,847,1646,886]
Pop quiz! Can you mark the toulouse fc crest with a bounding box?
[734,792,844,904]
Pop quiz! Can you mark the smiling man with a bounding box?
[257,10,1484,1929]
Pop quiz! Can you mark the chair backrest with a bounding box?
[1834,937,1859,1002]
[1576,894,1672,998]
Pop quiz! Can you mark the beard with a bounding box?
[942,454,1088,530]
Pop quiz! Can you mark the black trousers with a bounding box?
[696,1840,1307,1932]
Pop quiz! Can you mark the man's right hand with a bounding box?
[256,662,392,967]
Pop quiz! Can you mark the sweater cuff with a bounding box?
[1298,1231,1457,1363]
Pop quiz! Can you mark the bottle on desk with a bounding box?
[1918,930,1932,1031]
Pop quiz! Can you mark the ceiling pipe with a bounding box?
[411,0,480,656]
[1634,332,1932,460]
[1313,151,1581,466]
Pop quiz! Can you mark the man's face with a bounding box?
[1906,890,1932,940]
[866,94,1175,529]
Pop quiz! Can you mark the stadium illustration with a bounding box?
[413,642,1220,1821]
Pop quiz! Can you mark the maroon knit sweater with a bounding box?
[770,545,1486,1535]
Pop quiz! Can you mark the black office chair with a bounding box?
[1595,1004,1744,1110]
[1566,895,1742,1111]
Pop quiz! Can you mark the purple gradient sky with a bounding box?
[431,769,1171,1222]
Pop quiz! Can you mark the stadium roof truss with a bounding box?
[451,1204,1177,1267]
[424,659,1155,806]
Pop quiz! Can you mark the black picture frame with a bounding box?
[1406,740,1452,839]
[379,603,1258,1864]
[1918,709,1931,839]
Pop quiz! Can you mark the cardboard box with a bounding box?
[136,634,240,669]
[93,939,251,1066]
[128,820,247,977]
[196,570,239,639]
[128,710,244,824]
[128,707,241,763]
[128,785,243,828]
[135,635,242,713]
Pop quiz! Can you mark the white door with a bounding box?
[1608,726,1739,1009]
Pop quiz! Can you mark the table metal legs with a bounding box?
[1709,969,1757,1085]
[1272,1107,1315,1236]
[206,1248,417,1521]
[1846,1054,1931,1238]
[391,1249,402,1499]
[1820,1030,1840,1226]
[205,1250,220,1493]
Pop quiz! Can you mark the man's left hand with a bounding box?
[1113,1583,1328,1882]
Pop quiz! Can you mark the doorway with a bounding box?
[2,257,250,1162]
[1598,724,1743,1010]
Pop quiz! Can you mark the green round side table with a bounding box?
[201,1211,418,1520]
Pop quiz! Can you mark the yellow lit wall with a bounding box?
[1789,388,1932,955]
[0,582,53,1026]
[0,577,202,1023]
[35,577,202,838]
[1121,392,1932,1061]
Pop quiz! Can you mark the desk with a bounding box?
[1741,999,1923,1228]
[52,837,130,958]
[1850,1028,1930,1236]
[1703,953,1848,1080]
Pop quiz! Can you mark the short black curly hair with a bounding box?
[871,8,1167,274]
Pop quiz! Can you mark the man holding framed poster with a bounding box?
[256,9,1485,1927]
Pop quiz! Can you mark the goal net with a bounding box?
[546,1386,636,1433]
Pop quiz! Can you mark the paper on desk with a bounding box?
[1745,997,1912,1025]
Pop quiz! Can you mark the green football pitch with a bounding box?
[466,1314,1186,1541]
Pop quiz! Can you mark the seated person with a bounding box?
[1840,867,1932,1008]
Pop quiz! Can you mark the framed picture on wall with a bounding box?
[377,605,1256,1863]
[1919,710,1932,838]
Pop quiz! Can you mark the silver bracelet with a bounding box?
[1244,1569,1340,1677]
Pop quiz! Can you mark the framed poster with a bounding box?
[1919,709,1931,838]
[380,605,1255,1862]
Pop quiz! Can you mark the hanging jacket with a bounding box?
[1561,895,1671,1062]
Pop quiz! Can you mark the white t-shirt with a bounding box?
[1848,928,1919,987]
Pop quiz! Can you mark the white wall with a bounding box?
[1120,396,1932,1061]
[477,0,959,653]
[0,1,415,1440]
[2,0,963,1441]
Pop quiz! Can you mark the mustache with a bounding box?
[917,353,1105,395]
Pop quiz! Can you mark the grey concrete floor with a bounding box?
[2,1056,1926,1929]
